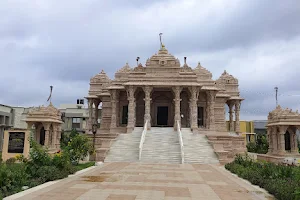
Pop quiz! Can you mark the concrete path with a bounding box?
[11,162,273,200]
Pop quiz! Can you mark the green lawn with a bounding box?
[75,162,95,171]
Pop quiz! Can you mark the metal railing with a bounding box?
[177,120,184,164]
[139,120,148,160]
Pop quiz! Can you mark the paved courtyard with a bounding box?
[13,162,272,200]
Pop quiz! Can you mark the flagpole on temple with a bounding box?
[274,86,278,107]
[47,86,53,103]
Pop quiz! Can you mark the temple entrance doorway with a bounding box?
[198,107,204,126]
[121,105,128,125]
[284,131,291,151]
[157,106,168,126]
[40,127,45,145]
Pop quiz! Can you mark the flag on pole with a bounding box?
[47,86,53,102]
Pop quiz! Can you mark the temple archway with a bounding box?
[40,126,45,145]
[151,89,174,127]
[135,88,145,127]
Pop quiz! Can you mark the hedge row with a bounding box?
[225,155,300,200]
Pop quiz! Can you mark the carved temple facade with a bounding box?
[266,105,300,156]
[257,105,300,163]
[86,45,244,134]
[25,103,63,153]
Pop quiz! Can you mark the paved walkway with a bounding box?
[13,162,272,200]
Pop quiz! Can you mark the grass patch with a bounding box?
[75,162,95,171]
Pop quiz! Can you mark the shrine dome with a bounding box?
[145,45,181,68]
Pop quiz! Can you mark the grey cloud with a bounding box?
[0,0,300,121]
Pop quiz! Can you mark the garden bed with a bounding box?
[0,129,94,200]
[225,154,300,200]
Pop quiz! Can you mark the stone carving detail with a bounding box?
[28,103,61,118]
[266,106,300,156]
[127,86,136,130]
[227,101,234,131]
[133,63,145,72]
[188,86,199,130]
[145,46,181,68]
[180,62,193,72]
[206,91,217,130]
[234,100,241,132]
[268,105,300,121]
[90,69,110,83]
[173,86,182,128]
[194,62,212,79]
[117,62,131,73]
[110,90,117,129]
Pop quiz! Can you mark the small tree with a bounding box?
[65,131,92,165]
[246,134,269,154]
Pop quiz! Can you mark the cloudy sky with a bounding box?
[0,0,300,120]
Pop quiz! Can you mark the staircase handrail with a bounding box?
[177,120,184,164]
[139,120,148,160]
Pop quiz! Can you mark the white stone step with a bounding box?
[140,128,181,164]
[104,127,142,162]
[182,129,219,164]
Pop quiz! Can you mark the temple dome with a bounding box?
[268,105,300,120]
[90,69,110,83]
[194,62,212,79]
[217,70,238,84]
[145,45,181,68]
[117,62,131,73]
[26,102,63,124]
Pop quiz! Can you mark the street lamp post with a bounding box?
[92,124,97,149]
[91,123,98,161]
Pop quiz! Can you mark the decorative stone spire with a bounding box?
[90,69,110,83]
[117,62,131,73]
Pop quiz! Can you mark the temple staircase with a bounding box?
[140,127,181,164]
[181,128,219,164]
[104,127,142,162]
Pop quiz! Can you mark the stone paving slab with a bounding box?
[13,162,273,200]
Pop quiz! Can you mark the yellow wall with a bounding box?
[226,120,254,133]
[226,120,255,144]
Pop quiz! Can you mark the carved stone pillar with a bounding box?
[127,86,136,133]
[292,132,299,154]
[57,125,61,149]
[206,91,216,131]
[234,100,241,133]
[267,127,273,154]
[52,125,57,149]
[110,90,117,129]
[94,99,101,125]
[227,101,234,132]
[272,126,278,154]
[88,99,94,130]
[143,86,152,129]
[43,123,51,147]
[189,86,198,131]
[279,126,287,154]
[173,86,182,130]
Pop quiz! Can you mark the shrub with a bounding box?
[226,155,300,200]
[64,131,92,165]
[246,134,269,154]
[5,158,16,165]
[0,163,29,198]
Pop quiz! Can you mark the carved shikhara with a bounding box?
[86,44,243,134]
